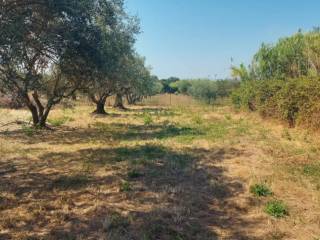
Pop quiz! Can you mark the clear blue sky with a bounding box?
[126,0,320,79]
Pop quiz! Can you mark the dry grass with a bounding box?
[0,95,319,240]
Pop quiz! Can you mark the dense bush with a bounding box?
[232,29,320,129]
[232,77,320,128]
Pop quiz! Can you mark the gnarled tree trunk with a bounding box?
[93,100,107,114]
[23,91,52,128]
[113,93,125,109]
[91,95,108,115]
[126,93,142,105]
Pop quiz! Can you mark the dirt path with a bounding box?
[0,103,319,239]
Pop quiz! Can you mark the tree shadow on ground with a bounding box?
[0,144,265,239]
[0,122,203,146]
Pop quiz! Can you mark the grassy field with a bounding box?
[0,95,320,240]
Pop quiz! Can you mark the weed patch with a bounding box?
[250,183,272,197]
[265,200,288,218]
[192,115,203,125]
[48,116,72,127]
[21,124,37,137]
[142,112,153,125]
[303,163,320,177]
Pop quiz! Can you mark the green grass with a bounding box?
[250,183,273,197]
[303,163,320,188]
[21,124,37,137]
[192,115,203,125]
[206,122,229,140]
[142,112,153,125]
[175,119,231,143]
[303,163,320,178]
[233,120,251,136]
[119,181,132,192]
[265,200,288,218]
[48,116,72,127]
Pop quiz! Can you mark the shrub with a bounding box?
[250,183,272,197]
[232,77,320,129]
[48,116,71,127]
[22,125,37,137]
[143,112,153,125]
[303,164,320,178]
[265,200,288,218]
[231,80,259,111]
[231,30,320,130]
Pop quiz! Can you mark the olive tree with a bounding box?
[124,56,160,105]
[0,0,105,127]
[87,1,140,114]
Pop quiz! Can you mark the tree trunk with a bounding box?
[23,92,52,128]
[23,92,39,126]
[113,93,125,109]
[93,100,107,114]
[126,94,133,105]
[28,104,40,126]
[38,106,52,128]
[71,93,77,100]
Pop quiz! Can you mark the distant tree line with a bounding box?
[160,77,239,104]
[231,28,320,128]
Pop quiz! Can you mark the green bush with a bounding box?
[265,200,288,218]
[232,77,320,129]
[250,183,273,197]
[231,30,320,130]
[143,112,153,125]
[231,80,259,111]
